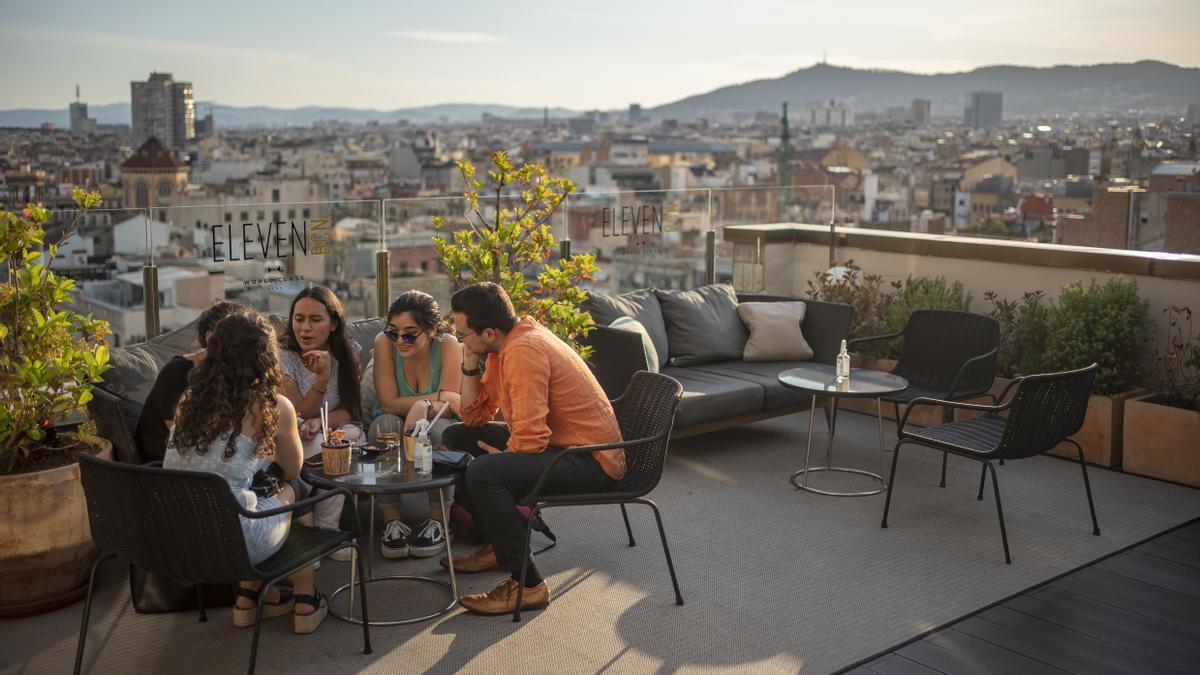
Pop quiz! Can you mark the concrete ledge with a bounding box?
[723,223,1200,281]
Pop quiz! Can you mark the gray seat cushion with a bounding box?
[661,366,765,429]
[583,289,670,367]
[656,284,749,366]
[690,360,815,410]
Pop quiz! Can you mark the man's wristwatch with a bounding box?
[460,360,485,377]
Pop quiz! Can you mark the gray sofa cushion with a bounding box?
[690,360,816,410]
[660,365,765,429]
[656,284,749,366]
[583,289,669,366]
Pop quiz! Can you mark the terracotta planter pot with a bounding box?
[1048,390,1144,468]
[0,438,113,618]
[1123,394,1200,487]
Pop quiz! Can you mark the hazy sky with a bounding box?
[2,0,1197,110]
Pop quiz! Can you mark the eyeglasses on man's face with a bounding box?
[454,329,477,343]
[383,328,421,345]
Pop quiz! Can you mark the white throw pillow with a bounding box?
[737,301,814,362]
[610,316,660,373]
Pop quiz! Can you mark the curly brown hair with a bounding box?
[174,312,282,459]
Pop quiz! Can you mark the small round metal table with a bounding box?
[779,363,909,497]
[304,448,463,626]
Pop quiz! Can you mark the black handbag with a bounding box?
[129,566,237,614]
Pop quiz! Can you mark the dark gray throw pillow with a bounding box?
[582,288,670,366]
[656,284,749,366]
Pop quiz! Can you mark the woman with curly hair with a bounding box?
[165,312,327,634]
[279,285,363,541]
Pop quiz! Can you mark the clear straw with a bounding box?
[428,401,450,427]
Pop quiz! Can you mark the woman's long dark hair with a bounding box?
[388,290,445,334]
[285,285,362,422]
[174,312,281,459]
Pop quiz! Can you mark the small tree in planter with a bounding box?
[983,289,1047,378]
[1124,305,1200,486]
[1,188,111,474]
[805,260,894,361]
[878,274,972,361]
[1038,277,1150,467]
[432,151,599,357]
[0,188,113,617]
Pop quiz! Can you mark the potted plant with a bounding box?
[1123,305,1200,486]
[954,290,1049,421]
[1037,277,1150,467]
[432,151,599,356]
[0,189,113,617]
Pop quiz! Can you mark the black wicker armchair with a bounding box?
[880,364,1101,564]
[849,309,999,486]
[511,371,685,622]
[75,455,372,674]
[87,388,140,464]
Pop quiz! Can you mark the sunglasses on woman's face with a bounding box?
[383,329,421,345]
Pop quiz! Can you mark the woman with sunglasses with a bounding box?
[369,290,462,559]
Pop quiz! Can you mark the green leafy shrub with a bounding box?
[884,275,973,335]
[805,261,893,358]
[985,289,1048,377]
[432,151,598,357]
[1040,277,1149,396]
[1,188,111,474]
[1148,305,1200,411]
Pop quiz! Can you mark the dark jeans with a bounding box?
[442,422,614,572]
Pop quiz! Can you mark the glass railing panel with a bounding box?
[381,195,473,314]
[154,199,383,327]
[711,185,836,294]
[565,188,711,294]
[37,206,151,347]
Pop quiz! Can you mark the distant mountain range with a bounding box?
[0,102,580,129]
[3,60,1197,128]
[650,60,1200,119]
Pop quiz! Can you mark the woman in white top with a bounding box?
[167,311,327,634]
[278,285,362,538]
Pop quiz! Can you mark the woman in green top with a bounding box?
[369,290,463,559]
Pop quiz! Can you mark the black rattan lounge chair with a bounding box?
[850,308,1000,486]
[74,455,372,674]
[512,371,685,621]
[880,363,1101,564]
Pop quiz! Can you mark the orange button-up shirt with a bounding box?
[461,317,625,480]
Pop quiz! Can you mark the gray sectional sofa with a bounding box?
[582,285,853,438]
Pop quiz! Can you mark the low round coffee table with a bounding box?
[779,363,909,496]
[304,447,463,626]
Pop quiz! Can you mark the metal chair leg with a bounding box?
[939,407,953,487]
[74,552,115,675]
[939,453,948,487]
[352,543,373,654]
[639,499,684,606]
[620,504,636,547]
[513,505,540,623]
[247,577,281,675]
[977,462,988,501]
[196,585,207,623]
[1069,439,1100,535]
[881,443,903,528]
[986,460,1011,564]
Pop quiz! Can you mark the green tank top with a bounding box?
[373,337,442,417]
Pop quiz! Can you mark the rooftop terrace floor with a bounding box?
[5,411,1199,674]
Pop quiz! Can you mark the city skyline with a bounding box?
[2,0,1198,110]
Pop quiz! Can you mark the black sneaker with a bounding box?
[381,520,412,559]
[409,519,446,558]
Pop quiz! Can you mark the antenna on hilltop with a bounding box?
[75,84,80,101]
[822,51,827,65]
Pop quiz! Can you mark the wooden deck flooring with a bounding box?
[845,519,1200,675]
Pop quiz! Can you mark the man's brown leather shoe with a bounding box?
[459,578,550,615]
[438,543,499,573]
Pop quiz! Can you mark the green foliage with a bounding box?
[1148,305,1200,411]
[432,151,597,357]
[805,261,893,358]
[0,188,111,474]
[985,289,1047,377]
[884,275,973,334]
[1040,277,1149,396]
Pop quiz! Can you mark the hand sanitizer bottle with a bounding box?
[413,419,433,475]
[836,339,851,383]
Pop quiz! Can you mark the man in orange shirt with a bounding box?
[441,282,622,616]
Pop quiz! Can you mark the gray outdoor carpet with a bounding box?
[5,411,1200,674]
